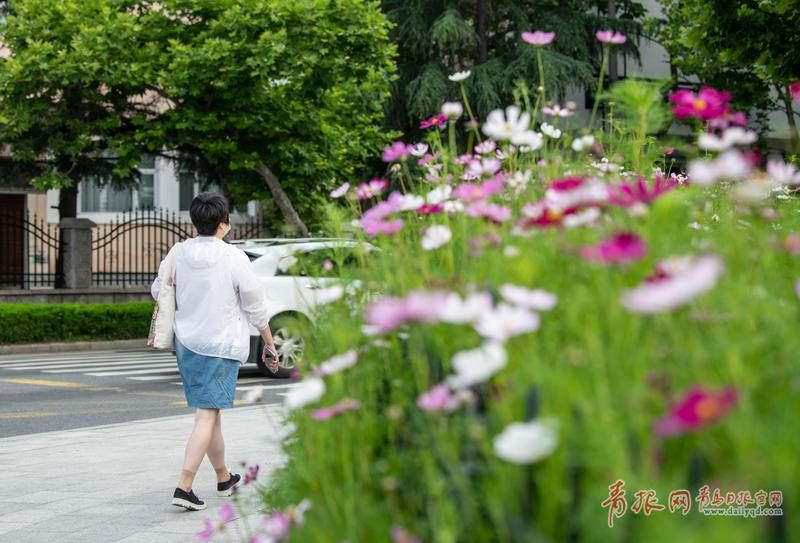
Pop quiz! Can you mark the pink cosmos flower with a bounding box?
[466,200,512,223]
[596,29,627,44]
[654,386,738,437]
[219,503,236,523]
[607,174,676,207]
[791,81,800,102]
[420,114,448,129]
[361,218,404,237]
[709,110,749,130]
[261,512,291,540]
[243,464,260,486]
[519,200,574,229]
[581,232,647,264]
[417,152,440,166]
[417,384,461,412]
[621,254,725,314]
[392,526,422,543]
[465,158,502,178]
[329,182,350,199]
[356,179,389,200]
[416,203,444,215]
[474,140,497,154]
[382,142,413,162]
[361,192,404,223]
[364,291,448,333]
[521,30,555,46]
[453,177,505,201]
[542,104,573,117]
[197,519,215,542]
[669,87,731,121]
[311,398,361,421]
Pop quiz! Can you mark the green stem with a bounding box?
[589,46,609,130]
[536,46,546,104]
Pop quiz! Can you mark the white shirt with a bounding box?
[151,236,269,363]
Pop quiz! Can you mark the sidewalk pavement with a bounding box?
[0,405,287,543]
[0,339,147,355]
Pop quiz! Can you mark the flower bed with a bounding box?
[203,31,799,543]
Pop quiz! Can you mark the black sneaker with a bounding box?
[217,473,242,497]
[172,487,206,511]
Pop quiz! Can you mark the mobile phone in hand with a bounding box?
[262,345,280,372]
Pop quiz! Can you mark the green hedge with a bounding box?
[0,302,154,344]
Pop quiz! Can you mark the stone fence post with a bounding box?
[59,218,96,289]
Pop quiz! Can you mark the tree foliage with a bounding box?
[382,0,645,134]
[654,0,800,141]
[0,0,396,234]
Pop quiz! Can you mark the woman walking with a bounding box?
[151,192,279,511]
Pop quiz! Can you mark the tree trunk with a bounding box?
[607,0,618,82]
[781,84,799,153]
[254,164,309,236]
[475,0,489,64]
[55,179,79,288]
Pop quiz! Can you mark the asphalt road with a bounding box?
[0,348,293,438]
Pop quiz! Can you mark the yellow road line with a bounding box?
[0,411,58,420]
[0,378,87,388]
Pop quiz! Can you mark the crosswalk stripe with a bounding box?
[0,355,176,368]
[42,363,177,374]
[86,367,182,377]
[0,351,172,365]
[236,383,301,391]
[3,359,175,371]
[129,375,181,381]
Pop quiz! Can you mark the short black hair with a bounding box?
[190,192,230,236]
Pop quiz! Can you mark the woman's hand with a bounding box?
[262,343,281,373]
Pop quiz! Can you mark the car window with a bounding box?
[276,247,366,277]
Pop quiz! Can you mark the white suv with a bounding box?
[230,238,373,378]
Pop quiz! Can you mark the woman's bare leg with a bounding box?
[206,412,231,482]
[177,408,219,491]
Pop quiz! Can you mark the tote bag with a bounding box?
[147,243,181,350]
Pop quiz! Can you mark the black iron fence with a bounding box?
[0,209,265,289]
[0,211,61,289]
[92,208,266,287]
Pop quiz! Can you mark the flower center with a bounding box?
[693,98,708,110]
[695,397,722,421]
[546,209,563,221]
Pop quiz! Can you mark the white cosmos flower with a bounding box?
[421,225,452,251]
[493,419,558,464]
[483,106,531,141]
[499,284,557,311]
[503,245,520,258]
[284,378,325,410]
[268,78,291,87]
[398,194,425,211]
[449,70,472,82]
[475,140,497,154]
[329,182,350,198]
[317,350,358,376]
[410,143,429,157]
[443,200,465,213]
[563,207,602,228]
[621,254,725,314]
[687,150,751,186]
[314,284,345,305]
[540,122,561,139]
[474,303,540,342]
[766,159,800,186]
[447,342,507,389]
[698,127,758,152]
[571,134,595,152]
[438,292,493,324]
[242,386,264,404]
[510,130,543,151]
[507,170,532,192]
[441,101,464,119]
[426,185,453,205]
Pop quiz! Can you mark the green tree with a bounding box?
[654,0,800,145]
[382,0,644,134]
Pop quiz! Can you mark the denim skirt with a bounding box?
[174,337,239,409]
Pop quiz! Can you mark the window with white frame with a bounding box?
[79,155,157,212]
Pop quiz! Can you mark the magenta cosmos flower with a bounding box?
[654,386,738,437]
[607,174,677,207]
[311,398,360,421]
[417,384,461,412]
[522,30,555,46]
[382,141,413,162]
[581,232,647,264]
[364,291,449,333]
[356,178,389,200]
[596,29,627,44]
[420,114,448,129]
[669,87,731,121]
[791,81,800,102]
[621,254,724,314]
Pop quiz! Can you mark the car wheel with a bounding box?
[255,314,306,379]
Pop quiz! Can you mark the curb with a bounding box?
[0,338,149,355]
